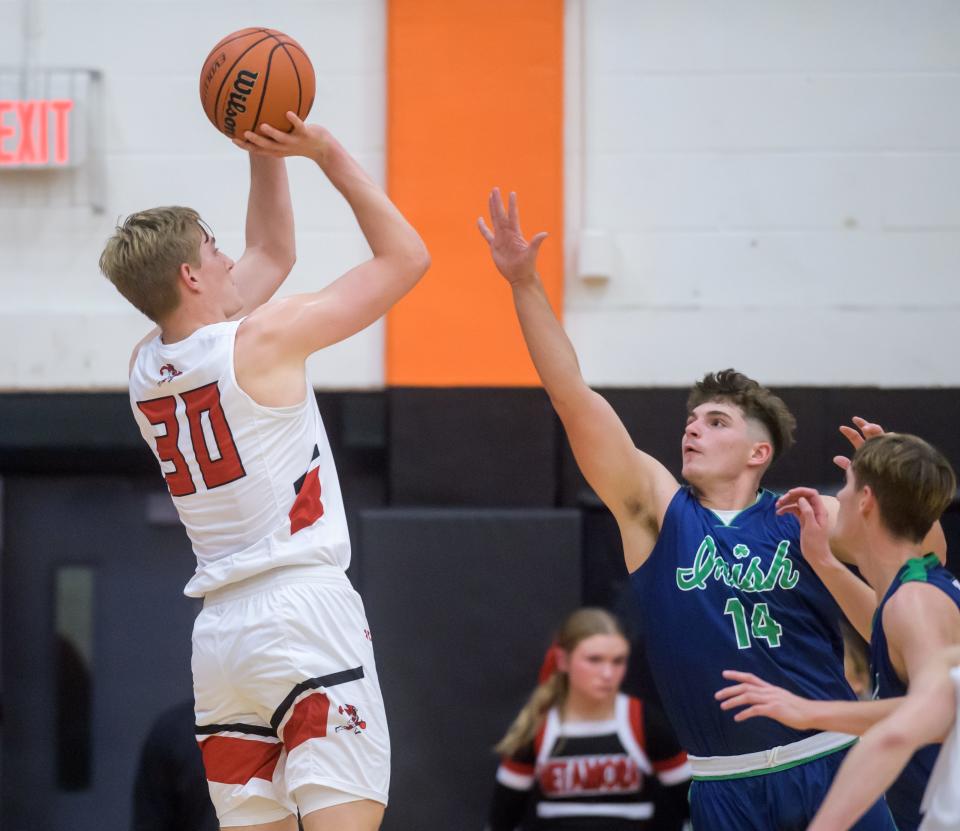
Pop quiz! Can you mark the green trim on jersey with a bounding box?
[707,490,765,527]
[900,553,940,584]
[690,738,857,781]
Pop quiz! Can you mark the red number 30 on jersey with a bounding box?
[137,381,245,497]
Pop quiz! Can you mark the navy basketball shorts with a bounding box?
[192,565,390,826]
[689,747,896,831]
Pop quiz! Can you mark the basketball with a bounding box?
[199,28,315,140]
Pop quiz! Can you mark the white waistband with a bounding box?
[688,731,857,780]
[201,563,351,606]
[537,802,654,820]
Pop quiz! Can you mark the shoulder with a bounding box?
[759,491,800,537]
[884,581,960,639]
[661,486,697,521]
[129,326,160,374]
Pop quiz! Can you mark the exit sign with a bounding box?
[0,99,75,167]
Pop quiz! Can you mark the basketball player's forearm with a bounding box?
[245,154,295,263]
[511,277,585,403]
[803,697,902,735]
[319,139,428,268]
[808,733,914,831]
[811,559,875,641]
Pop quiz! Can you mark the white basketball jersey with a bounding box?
[129,320,350,597]
[920,666,960,830]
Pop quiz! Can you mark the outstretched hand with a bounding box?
[232,112,332,164]
[834,416,884,471]
[477,188,548,285]
[715,670,813,729]
[775,486,835,568]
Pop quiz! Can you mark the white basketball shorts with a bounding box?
[192,564,390,825]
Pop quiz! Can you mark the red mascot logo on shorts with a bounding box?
[335,704,367,735]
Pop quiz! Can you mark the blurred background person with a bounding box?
[486,608,690,831]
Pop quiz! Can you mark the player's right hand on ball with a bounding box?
[233,112,332,164]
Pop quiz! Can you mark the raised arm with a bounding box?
[478,189,677,570]
[808,647,960,831]
[233,115,429,380]
[775,487,875,640]
[230,153,297,314]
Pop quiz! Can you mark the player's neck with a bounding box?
[694,477,763,512]
[861,530,927,600]
[562,692,617,723]
[159,307,228,345]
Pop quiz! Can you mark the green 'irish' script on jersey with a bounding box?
[676,535,800,592]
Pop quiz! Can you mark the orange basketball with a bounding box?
[199,28,315,140]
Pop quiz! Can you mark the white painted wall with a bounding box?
[566,0,960,386]
[3,2,959,390]
[0,0,385,390]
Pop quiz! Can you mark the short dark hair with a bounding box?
[851,433,956,543]
[687,369,796,460]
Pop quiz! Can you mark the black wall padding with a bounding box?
[357,508,582,830]
[558,386,960,503]
[388,388,560,506]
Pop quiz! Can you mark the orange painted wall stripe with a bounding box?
[386,0,564,386]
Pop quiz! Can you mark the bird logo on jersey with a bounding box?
[289,444,325,534]
[157,363,183,384]
[335,704,367,735]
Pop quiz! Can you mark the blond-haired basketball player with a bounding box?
[101,115,429,831]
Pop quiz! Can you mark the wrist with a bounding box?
[805,542,842,571]
[509,271,540,290]
[310,131,339,168]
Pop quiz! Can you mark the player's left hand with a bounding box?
[715,670,813,729]
[477,188,548,286]
[232,112,332,164]
[833,416,885,471]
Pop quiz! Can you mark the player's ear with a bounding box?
[180,261,200,290]
[858,485,876,518]
[748,441,772,469]
[554,649,570,673]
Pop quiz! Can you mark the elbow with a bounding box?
[415,246,431,278]
[278,250,297,278]
[873,725,917,757]
[405,239,431,282]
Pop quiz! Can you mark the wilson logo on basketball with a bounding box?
[223,70,259,136]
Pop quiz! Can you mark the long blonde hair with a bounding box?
[494,608,626,757]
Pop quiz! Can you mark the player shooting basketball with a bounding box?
[101,114,429,831]
[478,188,945,830]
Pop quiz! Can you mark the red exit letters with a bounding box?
[0,99,74,166]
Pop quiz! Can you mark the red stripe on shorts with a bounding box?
[282,691,331,752]
[198,735,281,785]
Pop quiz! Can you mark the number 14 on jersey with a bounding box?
[723,597,783,649]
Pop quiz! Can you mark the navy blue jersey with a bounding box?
[630,487,857,757]
[870,554,960,831]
